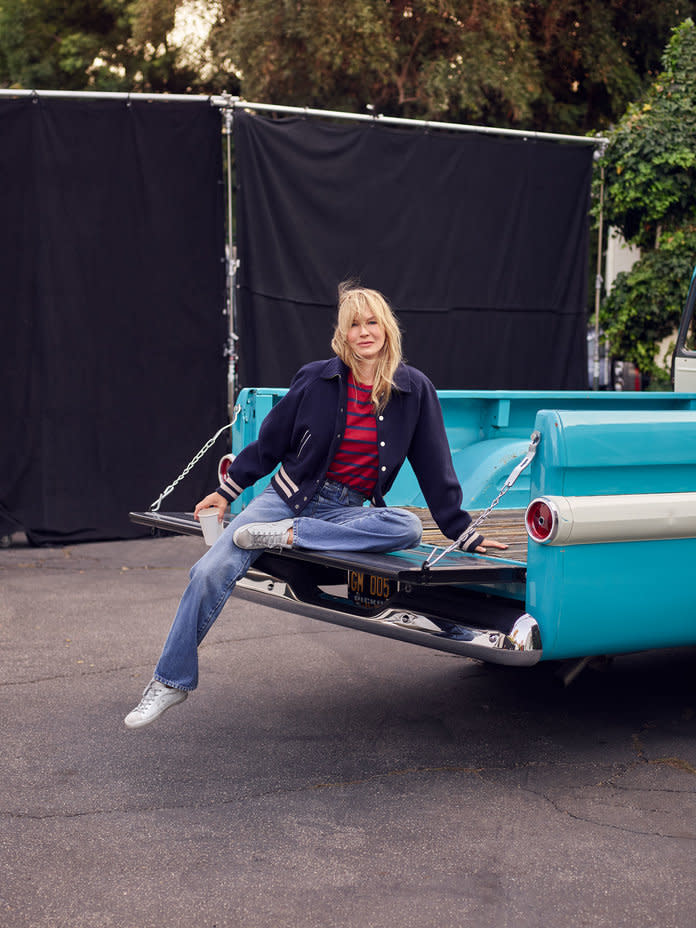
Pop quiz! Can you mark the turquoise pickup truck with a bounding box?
[132,277,696,676]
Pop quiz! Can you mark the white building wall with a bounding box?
[605,227,640,290]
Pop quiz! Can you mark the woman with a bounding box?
[125,284,506,728]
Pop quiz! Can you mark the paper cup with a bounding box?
[199,508,223,546]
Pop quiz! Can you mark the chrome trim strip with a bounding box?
[235,570,542,666]
[526,492,696,546]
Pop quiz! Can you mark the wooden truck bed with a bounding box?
[413,508,528,563]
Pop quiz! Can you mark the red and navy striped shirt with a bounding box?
[326,373,378,497]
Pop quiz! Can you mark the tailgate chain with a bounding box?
[149,404,242,512]
[422,430,541,571]
[147,414,539,557]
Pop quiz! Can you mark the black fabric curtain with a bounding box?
[234,111,593,390]
[0,99,227,543]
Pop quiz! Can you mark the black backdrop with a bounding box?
[0,99,227,543]
[234,111,594,389]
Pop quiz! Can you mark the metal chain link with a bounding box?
[423,430,541,570]
[465,430,541,533]
[149,404,242,512]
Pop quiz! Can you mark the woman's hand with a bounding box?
[474,537,508,553]
[194,492,229,523]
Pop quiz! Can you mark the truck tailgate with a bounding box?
[129,508,537,665]
[129,507,527,583]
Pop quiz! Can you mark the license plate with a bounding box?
[347,570,393,607]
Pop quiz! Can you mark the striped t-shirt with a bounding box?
[326,373,379,497]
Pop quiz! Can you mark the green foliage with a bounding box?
[207,0,695,130]
[600,227,696,381]
[207,0,544,122]
[1,0,695,132]
[0,0,128,89]
[527,0,696,133]
[417,2,542,122]
[0,0,205,92]
[596,19,696,379]
[209,0,395,111]
[598,18,696,248]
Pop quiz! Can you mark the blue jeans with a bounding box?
[154,481,423,690]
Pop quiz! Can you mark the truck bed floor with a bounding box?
[409,508,528,563]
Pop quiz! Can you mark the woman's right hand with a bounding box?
[194,492,229,523]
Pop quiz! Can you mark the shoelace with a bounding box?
[138,682,165,709]
[248,527,287,548]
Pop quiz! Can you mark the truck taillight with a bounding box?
[525,498,558,543]
[218,453,235,484]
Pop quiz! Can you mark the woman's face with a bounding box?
[346,310,386,362]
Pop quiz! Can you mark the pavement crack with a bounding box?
[520,780,696,841]
[4,761,695,828]
[0,764,485,822]
[0,664,142,687]
[649,756,696,775]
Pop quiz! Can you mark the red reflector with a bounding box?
[526,499,555,542]
[218,453,235,484]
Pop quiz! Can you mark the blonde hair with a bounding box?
[330,283,403,414]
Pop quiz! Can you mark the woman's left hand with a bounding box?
[475,537,508,553]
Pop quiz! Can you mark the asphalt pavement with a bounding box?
[1,531,695,928]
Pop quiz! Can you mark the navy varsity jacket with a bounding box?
[217,357,474,542]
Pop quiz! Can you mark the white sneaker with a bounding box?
[233,519,294,550]
[124,679,187,729]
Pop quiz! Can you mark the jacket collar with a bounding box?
[320,357,412,393]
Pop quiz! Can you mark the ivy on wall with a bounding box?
[597,18,696,383]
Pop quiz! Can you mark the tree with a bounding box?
[204,0,696,131]
[1,0,694,133]
[0,0,206,92]
[208,0,543,125]
[597,18,696,383]
[527,0,696,133]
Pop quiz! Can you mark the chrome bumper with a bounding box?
[235,570,542,667]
